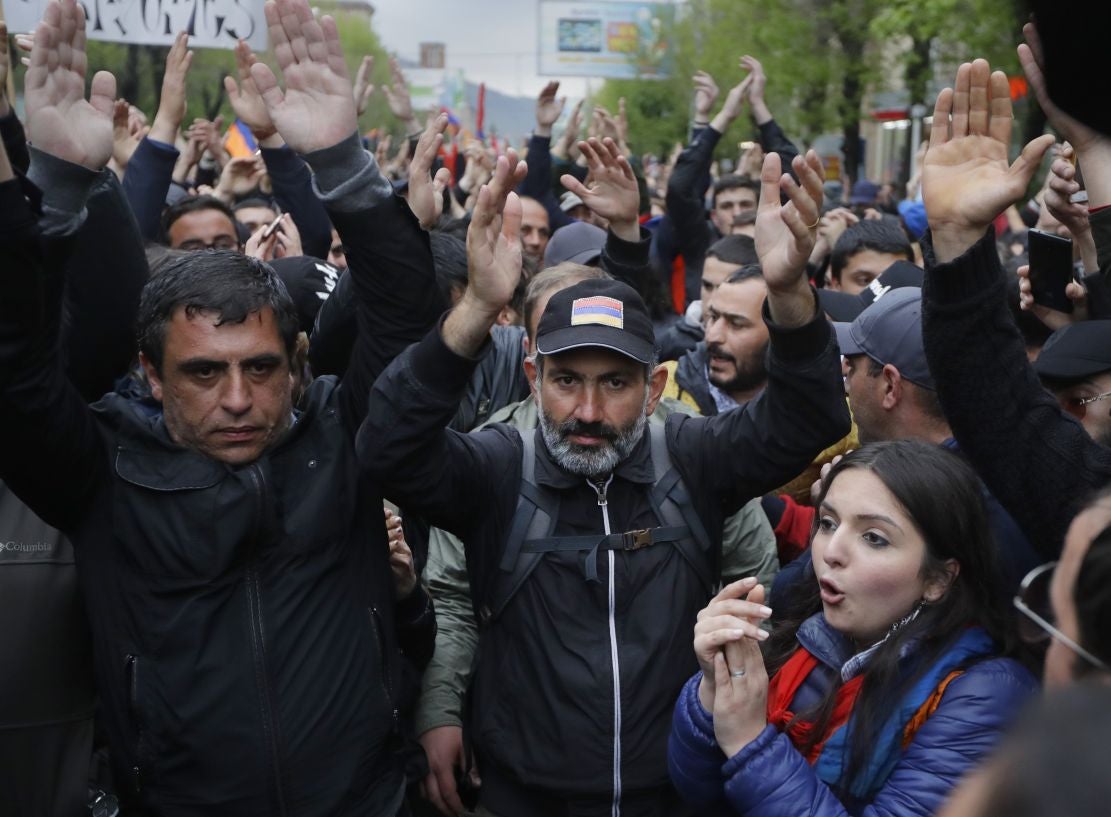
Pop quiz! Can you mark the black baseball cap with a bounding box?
[535,279,656,364]
[818,260,924,322]
[1035,321,1111,380]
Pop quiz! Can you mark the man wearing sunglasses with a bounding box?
[1035,321,1111,448]
[1015,488,1111,686]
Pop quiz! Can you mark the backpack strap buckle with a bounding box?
[621,529,654,551]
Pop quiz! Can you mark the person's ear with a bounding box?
[924,558,960,603]
[881,363,902,410]
[645,364,669,415]
[524,356,540,401]
[139,352,163,402]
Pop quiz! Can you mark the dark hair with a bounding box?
[137,250,300,375]
[232,197,277,214]
[160,195,239,246]
[430,232,468,305]
[722,264,764,287]
[764,441,1010,796]
[707,234,759,267]
[711,174,759,208]
[974,681,1111,817]
[830,220,913,282]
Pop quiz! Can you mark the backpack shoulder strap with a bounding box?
[479,429,557,626]
[646,422,718,590]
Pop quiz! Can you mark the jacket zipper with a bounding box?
[369,606,400,729]
[245,464,287,817]
[589,475,621,817]
[126,654,144,795]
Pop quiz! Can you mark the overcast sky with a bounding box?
[372,0,591,100]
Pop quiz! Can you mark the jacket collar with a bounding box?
[532,423,656,489]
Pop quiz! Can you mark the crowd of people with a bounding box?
[2,1,1111,816]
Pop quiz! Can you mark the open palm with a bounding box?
[25,0,115,170]
[250,0,357,154]
[923,60,1053,243]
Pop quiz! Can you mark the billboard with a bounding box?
[537,1,679,79]
[3,0,267,50]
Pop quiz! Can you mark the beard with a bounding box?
[536,391,649,478]
[706,342,769,395]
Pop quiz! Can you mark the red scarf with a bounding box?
[765,647,865,763]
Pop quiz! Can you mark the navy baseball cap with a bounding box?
[833,287,934,389]
[536,279,656,364]
[543,221,607,268]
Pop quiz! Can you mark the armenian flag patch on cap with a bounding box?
[571,296,624,329]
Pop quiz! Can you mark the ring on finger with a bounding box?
[806,215,821,230]
[730,668,746,678]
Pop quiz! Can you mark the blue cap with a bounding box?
[833,287,933,389]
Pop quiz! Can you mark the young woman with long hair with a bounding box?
[668,440,1037,816]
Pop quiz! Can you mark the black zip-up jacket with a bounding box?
[0,138,439,815]
[357,301,849,813]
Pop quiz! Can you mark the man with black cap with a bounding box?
[1034,321,1111,447]
[361,148,849,815]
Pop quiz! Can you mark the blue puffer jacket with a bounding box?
[667,621,1037,817]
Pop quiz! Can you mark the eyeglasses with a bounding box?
[177,236,240,252]
[1013,561,1108,670]
[1062,390,1111,421]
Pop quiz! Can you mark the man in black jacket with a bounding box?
[359,139,849,815]
[0,1,435,812]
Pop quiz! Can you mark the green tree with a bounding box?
[597,0,1023,184]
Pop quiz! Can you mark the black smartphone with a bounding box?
[1028,229,1075,313]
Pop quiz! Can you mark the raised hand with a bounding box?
[352,55,375,116]
[465,151,527,313]
[24,0,116,170]
[756,150,824,299]
[1043,146,1093,245]
[251,0,358,155]
[382,57,417,131]
[385,507,417,599]
[407,113,453,230]
[923,59,1055,262]
[535,80,565,136]
[225,39,279,141]
[740,55,772,124]
[559,137,640,241]
[215,155,267,202]
[553,99,584,159]
[112,99,146,171]
[1018,23,1103,155]
[1016,262,1088,331]
[692,70,719,124]
[149,31,192,145]
[710,71,753,134]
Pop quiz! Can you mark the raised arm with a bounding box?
[226,38,332,259]
[121,32,191,240]
[667,71,750,305]
[253,0,442,433]
[919,56,1111,556]
[742,56,800,177]
[520,81,574,230]
[674,149,849,512]
[0,0,112,532]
